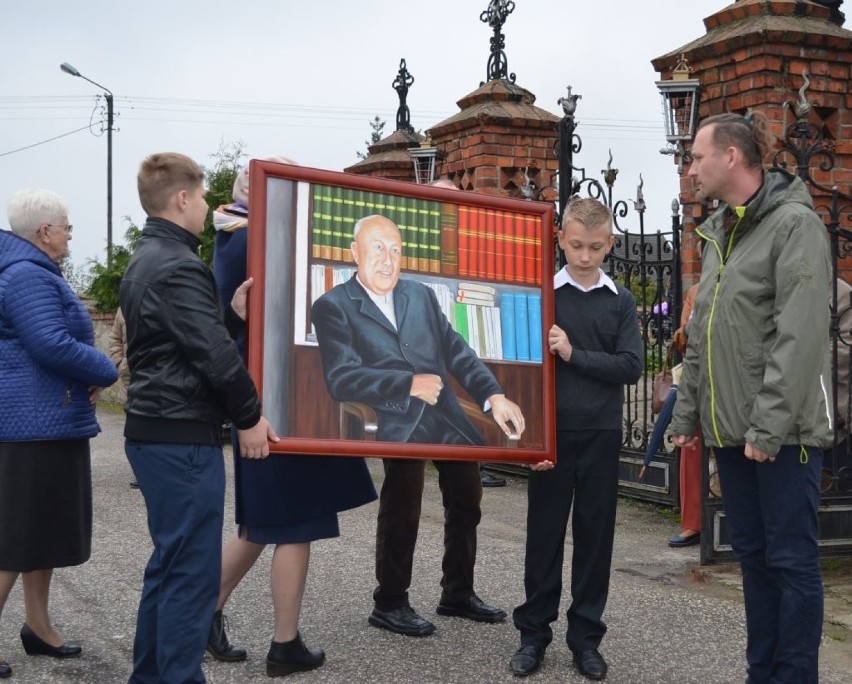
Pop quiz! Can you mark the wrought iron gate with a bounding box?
[554,88,683,509]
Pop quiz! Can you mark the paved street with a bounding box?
[1,407,849,683]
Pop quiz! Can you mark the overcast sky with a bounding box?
[1,0,726,268]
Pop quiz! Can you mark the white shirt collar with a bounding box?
[554,266,618,294]
[356,275,397,328]
[356,275,394,305]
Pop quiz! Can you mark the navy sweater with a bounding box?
[554,282,643,431]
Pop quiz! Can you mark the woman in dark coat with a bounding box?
[208,159,377,678]
[0,189,118,679]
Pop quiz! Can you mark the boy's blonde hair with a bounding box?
[137,152,205,216]
[562,197,613,233]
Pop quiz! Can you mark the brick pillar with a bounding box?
[652,0,852,285]
[428,79,560,199]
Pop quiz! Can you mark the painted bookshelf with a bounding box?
[306,184,545,365]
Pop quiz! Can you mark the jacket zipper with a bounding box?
[695,209,745,446]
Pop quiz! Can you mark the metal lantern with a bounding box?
[656,55,701,171]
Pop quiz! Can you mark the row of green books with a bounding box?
[308,184,543,286]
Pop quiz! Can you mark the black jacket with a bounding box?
[119,217,260,444]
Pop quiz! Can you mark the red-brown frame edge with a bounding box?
[246,159,556,464]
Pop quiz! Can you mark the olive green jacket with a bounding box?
[670,169,833,457]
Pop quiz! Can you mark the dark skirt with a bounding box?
[234,449,377,545]
[0,439,92,571]
[243,513,340,545]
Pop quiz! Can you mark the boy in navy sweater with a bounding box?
[510,198,643,681]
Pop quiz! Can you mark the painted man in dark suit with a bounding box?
[311,214,525,636]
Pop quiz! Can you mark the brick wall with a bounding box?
[653,0,852,284]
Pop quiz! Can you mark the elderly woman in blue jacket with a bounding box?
[0,189,117,680]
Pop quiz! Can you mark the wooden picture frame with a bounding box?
[245,160,556,463]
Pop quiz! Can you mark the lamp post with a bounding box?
[60,62,114,268]
[655,55,701,174]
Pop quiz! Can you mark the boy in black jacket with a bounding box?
[510,198,643,681]
[121,152,278,684]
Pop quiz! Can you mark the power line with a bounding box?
[0,94,667,159]
[0,94,664,129]
[0,124,97,158]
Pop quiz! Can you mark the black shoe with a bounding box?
[368,606,436,636]
[573,648,608,681]
[436,594,507,623]
[207,610,247,662]
[480,469,507,487]
[668,532,700,548]
[0,660,10,679]
[266,632,325,677]
[510,644,544,677]
[20,624,81,659]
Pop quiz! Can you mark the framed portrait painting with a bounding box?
[245,160,556,463]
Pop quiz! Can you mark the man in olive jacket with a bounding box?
[120,152,277,684]
[671,113,832,684]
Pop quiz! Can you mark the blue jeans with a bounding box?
[714,445,823,684]
[126,442,225,684]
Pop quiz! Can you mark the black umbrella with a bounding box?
[639,386,677,479]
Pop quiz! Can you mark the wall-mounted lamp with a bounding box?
[656,55,701,173]
[410,141,443,184]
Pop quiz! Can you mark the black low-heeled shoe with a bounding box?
[0,659,11,679]
[266,632,324,677]
[20,624,82,659]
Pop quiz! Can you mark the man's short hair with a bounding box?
[562,197,613,233]
[697,111,774,170]
[6,188,68,238]
[137,152,205,216]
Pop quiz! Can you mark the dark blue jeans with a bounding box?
[714,445,823,684]
[126,442,225,684]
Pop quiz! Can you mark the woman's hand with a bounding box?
[231,277,253,321]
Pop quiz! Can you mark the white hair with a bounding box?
[352,214,400,240]
[7,188,68,238]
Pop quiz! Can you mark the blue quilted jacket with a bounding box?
[0,230,118,441]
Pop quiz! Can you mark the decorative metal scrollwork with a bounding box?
[480,0,516,83]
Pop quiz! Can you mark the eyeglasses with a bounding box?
[45,223,73,234]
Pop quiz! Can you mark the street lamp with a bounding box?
[656,55,701,173]
[60,62,114,268]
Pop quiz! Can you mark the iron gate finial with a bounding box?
[392,58,415,133]
[480,0,516,83]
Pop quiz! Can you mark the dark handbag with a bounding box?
[651,345,676,414]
